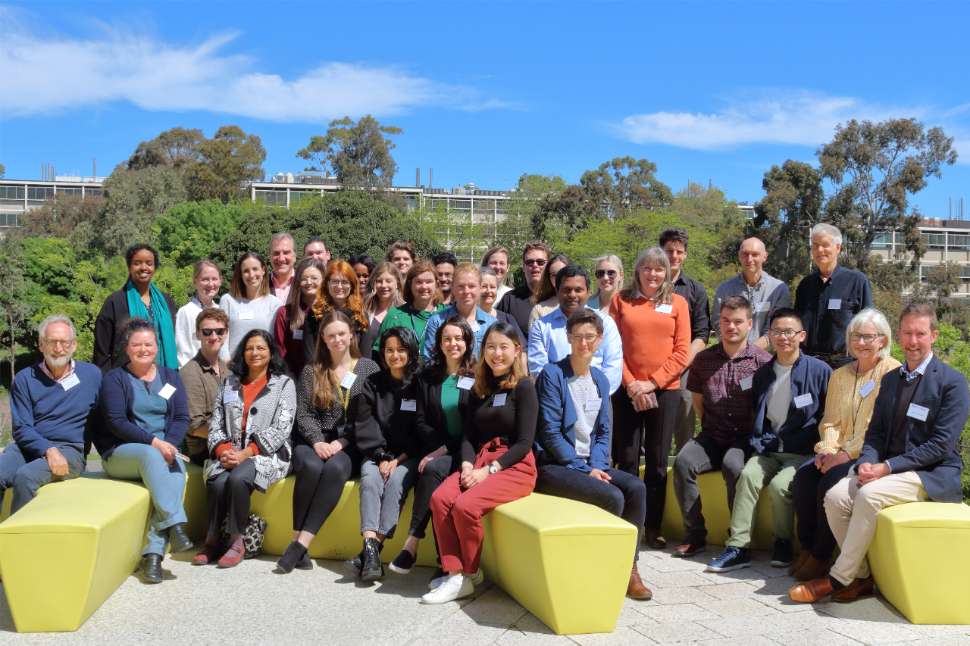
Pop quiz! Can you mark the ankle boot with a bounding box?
[360,538,385,582]
[627,564,652,600]
[168,523,194,553]
[140,554,163,584]
[275,541,309,574]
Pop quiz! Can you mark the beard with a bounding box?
[46,355,71,369]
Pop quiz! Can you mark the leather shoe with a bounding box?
[168,523,194,553]
[191,542,223,566]
[672,541,706,558]
[360,538,385,582]
[627,565,653,600]
[793,555,831,582]
[832,576,874,602]
[217,539,245,568]
[140,554,163,584]
[788,577,833,603]
[642,528,667,549]
[788,550,811,576]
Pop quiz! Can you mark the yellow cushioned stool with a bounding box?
[0,478,150,632]
[868,501,970,624]
[479,493,636,635]
[182,463,208,542]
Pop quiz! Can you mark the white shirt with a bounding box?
[176,297,231,367]
[567,373,599,458]
[219,293,282,357]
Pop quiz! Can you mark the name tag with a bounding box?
[457,376,475,390]
[827,299,842,310]
[859,380,876,398]
[793,393,813,409]
[400,399,417,412]
[655,303,673,314]
[60,373,80,391]
[470,320,481,333]
[584,398,602,413]
[158,383,177,400]
[293,329,304,340]
[223,389,240,404]
[238,310,255,320]
[739,376,753,391]
[755,301,770,313]
[493,393,507,407]
[340,372,357,389]
[907,402,930,422]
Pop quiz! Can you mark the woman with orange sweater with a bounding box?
[609,247,690,547]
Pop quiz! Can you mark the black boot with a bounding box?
[140,554,163,584]
[275,541,310,574]
[360,538,385,582]
[168,523,194,553]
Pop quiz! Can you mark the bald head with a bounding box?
[738,237,768,283]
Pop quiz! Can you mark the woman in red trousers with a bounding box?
[422,321,537,604]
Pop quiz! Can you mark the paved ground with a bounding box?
[2,543,967,645]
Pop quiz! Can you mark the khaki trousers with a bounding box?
[824,471,926,585]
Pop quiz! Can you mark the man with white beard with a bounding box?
[5,315,101,513]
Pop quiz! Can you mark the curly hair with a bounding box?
[311,259,368,330]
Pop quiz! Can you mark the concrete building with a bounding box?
[0,177,105,230]
[870,218,970,297]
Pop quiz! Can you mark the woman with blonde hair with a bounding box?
[587,255,624,315]
[175,259,224,367]
[361,262,404,359]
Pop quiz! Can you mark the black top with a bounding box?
[295,359,380,447]
[302,308,368,364]
[93,288,177,373]
[415,367,471,456]
[353,371,421,461]
[672,273,711,344]
[794,265,873,357]
[496,284,533,339]
[461,377,538,469]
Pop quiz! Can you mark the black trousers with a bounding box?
[408,454,459,539]
[206,459,257,538]
[611,388,681,530]
[672,433,749,544]
[536,464,646,560]
[791,458,855,559]
[291,443,357,535]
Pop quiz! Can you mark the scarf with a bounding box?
[125,280,177,369]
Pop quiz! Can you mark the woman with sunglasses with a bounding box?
[587,255,624,316]
[179,308,231,466]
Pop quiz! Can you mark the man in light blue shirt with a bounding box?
[422,264,497,361]
[528,264,623,394]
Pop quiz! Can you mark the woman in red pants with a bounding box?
[422,321,537,604]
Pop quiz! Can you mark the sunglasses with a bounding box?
[201,328,227,337]
[524,258,547,267]
[595,269,618,279]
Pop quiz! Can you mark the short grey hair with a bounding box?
[269,232,295,249]
[594,254,624,275]
[38,314,77,341]
[847,307,892,359]
[811,223,843,246]
[479,266,499,282]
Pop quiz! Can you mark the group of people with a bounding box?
[4,223,968,610]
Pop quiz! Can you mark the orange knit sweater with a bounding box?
[609,292,691,389]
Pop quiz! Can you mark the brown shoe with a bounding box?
[191,542,223,566]
[788,550,811,576]
[832,576,874,602]
[642,528,667,550]
[672,541,706,558]
[216,538,245,569]
[627,565,653,601]
[794,555,831,582]
[788,577,834,603]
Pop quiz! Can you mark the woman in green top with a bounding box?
[387,316,475,576]
[374,259,444,356]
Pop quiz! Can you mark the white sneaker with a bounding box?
[428,569,483,591]
[428,573,449,590]
[420,574,474,604]
[467,569,484,586]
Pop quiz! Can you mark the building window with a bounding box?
[961,265,970,282]
[254,189,287,206]
[949,234,970,250]
[871,232,893,249]
[922,232,946,249]
[27,186,54,202]
[0,185,25,201]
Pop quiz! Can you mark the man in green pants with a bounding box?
[706,308,832,572]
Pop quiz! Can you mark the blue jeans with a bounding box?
[0,443,85,513]
[104,443,187,555]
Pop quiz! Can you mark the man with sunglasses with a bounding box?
[497,241,552,338]
[180,308,231,465]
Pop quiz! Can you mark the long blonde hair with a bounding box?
[363,261,404,317]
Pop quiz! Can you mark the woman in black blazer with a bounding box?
[386,316,476,577]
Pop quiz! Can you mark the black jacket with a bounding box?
[93,288,177,373]
[353,371,421,462]
[414,368,471,456]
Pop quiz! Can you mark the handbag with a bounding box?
[221,512,268,559]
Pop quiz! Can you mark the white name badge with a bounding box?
[158,383,177,400]
[457,376,475,391]
[223,389,240,404]
[793,393,813,409]
[60,373,80,391]
[907,402,930,422]
[828,299,842,310]
[859,380,876,398]
[293,329,304,340]
[755,301,770,313]
[584,398,602,413]
[739,376,753,391]
[493,393,508,407]
[340,372,357,389]
[400,399,417,412]
[238,310,255,320]
[655,303,673,314]
[470,320,481,333]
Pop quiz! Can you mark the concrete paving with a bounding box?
[1,544,968,645]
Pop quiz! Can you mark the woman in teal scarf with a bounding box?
[94,244,178,372]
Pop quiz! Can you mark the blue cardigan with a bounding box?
[95,365,189,459]
[751,353,831,455]
[534,357,611,472]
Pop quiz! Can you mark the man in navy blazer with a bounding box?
[533,309,651,600]
[791,301,970,604]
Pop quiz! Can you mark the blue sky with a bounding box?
[2,1,970,216]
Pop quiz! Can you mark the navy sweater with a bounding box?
[11,361,102,460]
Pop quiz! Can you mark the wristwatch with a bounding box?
[488,462,500,474]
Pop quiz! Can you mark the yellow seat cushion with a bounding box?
[868,502,970,624]
[0,478,150,632]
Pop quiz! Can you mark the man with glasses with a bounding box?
[672,296,772,558]
[6,315,101,513]
[707,308,831,573]
[497,241,552,338]
[179,308,231,465]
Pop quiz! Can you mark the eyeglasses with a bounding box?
[850,333,882,343]
[595,269,617,279]
[768,329,802,339]
[568,334,601,345]
[42,339,75,348]
[200,328,227,337]
[524,258,547,267]
[328,279,352,288]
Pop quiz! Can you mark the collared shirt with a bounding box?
[422,305,497,362]
[528,306,623,394]
[179,351,228,439]
[39,359,76,383]
[901,351,934,382]
[672,272,711,344]
[794,264,873,357]
[270,273,294,305]
[687,343,772,446]
[713,272,792,342]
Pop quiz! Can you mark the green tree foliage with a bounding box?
[578,156,673,217]
[0,162,5,178]
[95,165,188,258]
[185,126,266,202]
[0,237,32,382]
[127,127,205,170]
[152,200,248,268]
[21,193,106,242]
[297,115,401,188]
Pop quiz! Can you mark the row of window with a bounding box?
[0,185,104,201]
[873,231,970,250]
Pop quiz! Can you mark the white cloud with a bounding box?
[616,91,925,150]
[0,19,504,121]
